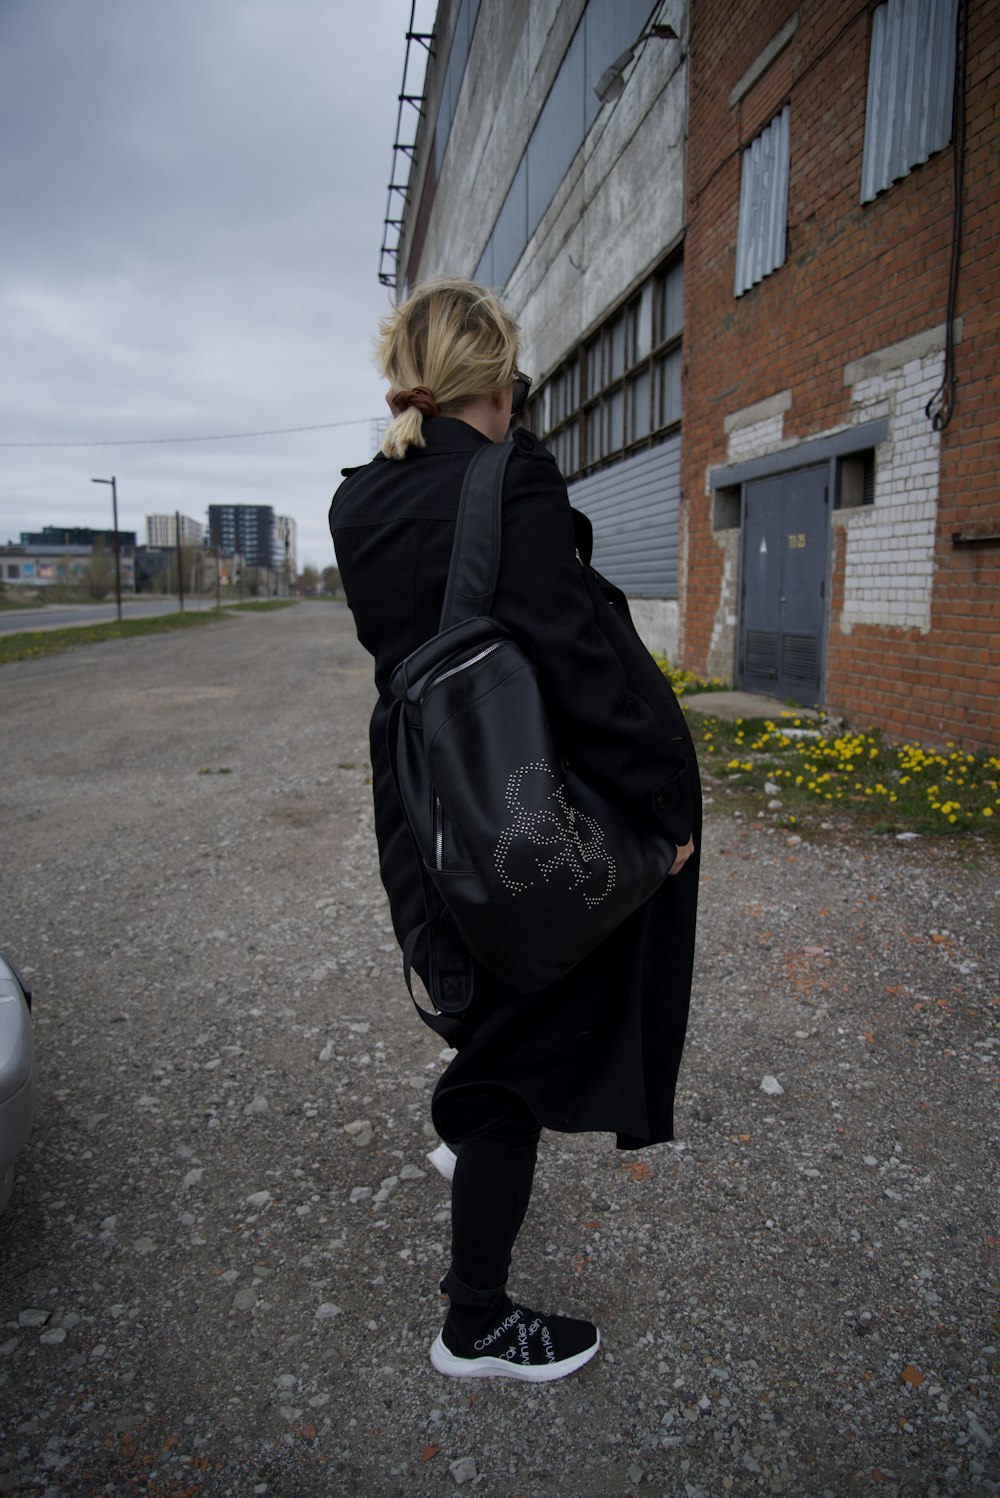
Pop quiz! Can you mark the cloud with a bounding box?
[0,0,408,565]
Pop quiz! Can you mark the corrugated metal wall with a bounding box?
[566,438,680,597]
[861,0,957,202]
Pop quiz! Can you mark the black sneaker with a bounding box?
[430,1301,600,1382]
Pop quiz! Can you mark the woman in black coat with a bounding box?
[329,278,700,1383]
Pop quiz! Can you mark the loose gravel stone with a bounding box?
[1,604,996,1498]
[18,1310,51,1329]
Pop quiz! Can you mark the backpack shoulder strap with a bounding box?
[438,440,513,632]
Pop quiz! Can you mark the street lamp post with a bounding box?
[91,476,122,622]
[174,509,185,612]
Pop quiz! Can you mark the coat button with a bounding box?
[655,794,668,814]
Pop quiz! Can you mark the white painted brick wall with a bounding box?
[840,352,942,635]
[726,413,786,464]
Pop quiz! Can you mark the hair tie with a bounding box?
[391,386,439,419]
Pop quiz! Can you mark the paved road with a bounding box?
[0,596,221,634]
[0,604,997,1496]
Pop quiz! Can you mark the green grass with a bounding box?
[0,596,42,611]
[0,608,232,666]
[221,599,299,612]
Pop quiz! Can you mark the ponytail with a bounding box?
[374,278,520,460]
[381,407,425,459]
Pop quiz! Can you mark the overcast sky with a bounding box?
[0,1,427,570]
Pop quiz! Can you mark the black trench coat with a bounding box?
[329,417,701,1149]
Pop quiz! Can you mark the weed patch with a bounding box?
[691,710,999,838]
[222,600,298,613]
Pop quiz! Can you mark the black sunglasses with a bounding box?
[510,370,532,418]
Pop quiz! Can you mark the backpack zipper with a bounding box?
[431,640,504,867]
[434,795,444,868]
[433,640,503,685]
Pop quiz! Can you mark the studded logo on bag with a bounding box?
[493,762,617,907]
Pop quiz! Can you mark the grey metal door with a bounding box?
[739,465,828,704]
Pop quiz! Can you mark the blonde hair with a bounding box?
[376,278,520,459]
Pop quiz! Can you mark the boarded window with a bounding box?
[734,106,790,297]
[861,0,957,202]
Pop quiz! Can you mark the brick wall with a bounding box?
[683,0,1000,751]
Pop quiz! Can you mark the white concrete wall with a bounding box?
[404,2,584,296]
[628,598,679,661]
[507,15,688,378]
[405,1,688,383]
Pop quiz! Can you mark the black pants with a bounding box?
[443,1090,541,1305]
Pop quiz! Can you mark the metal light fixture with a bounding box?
[91,475,123,622]
[593,22,678,104]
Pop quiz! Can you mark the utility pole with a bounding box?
[91,476,122,622]
[175,510,185,612]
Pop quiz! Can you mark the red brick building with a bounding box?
[681,0,998,750]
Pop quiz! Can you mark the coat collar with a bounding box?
[414,416,493,455]
[339,417,491,479]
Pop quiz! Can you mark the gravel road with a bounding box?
[0,602,997,1498]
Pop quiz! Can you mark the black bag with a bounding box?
[388,440,676,1028]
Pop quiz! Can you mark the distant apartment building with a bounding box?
[146,513,204,548]
[206,504,279,569]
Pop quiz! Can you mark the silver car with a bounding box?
[0,953,34,1213]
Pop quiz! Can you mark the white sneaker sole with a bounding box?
[426,1142,457,1181]
[429,1328,600,1382]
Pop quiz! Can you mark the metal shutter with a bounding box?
[566,437,680,597]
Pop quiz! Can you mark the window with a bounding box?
[836,450,875,509]
[861,0,957,202]
[525,255,683,480]
[713,486,741,533]
[432,0,482,178]
[473,0,664,290]
[734,106,790,297]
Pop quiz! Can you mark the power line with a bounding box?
[0,417,374,450]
